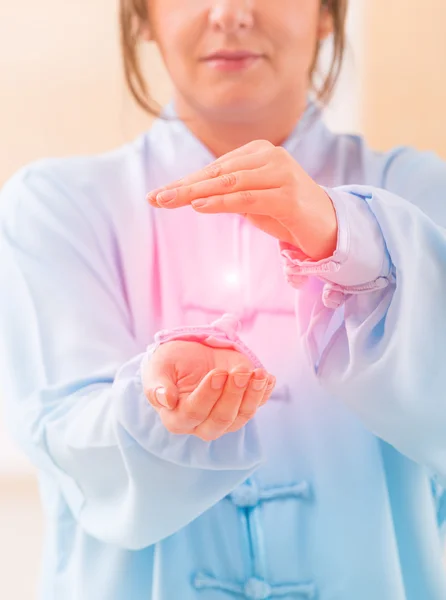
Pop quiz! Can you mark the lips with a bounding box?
[202,50,263,61]
[200,50,264,72]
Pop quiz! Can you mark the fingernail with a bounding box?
[252,377,267,391]
[155,387,169,407]
[251,369,267,391]
[266,376,276,390]
[149,187,163,197]
[191,199,208,209]
[211,372,228,390]
[157,190,177,204]
[233,372,252,388]
[146,193,158,204]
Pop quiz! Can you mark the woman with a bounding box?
[1,0,446,599]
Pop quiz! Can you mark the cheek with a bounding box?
[153,10,204,78]
[278,22,320,74]
[150,3,204,55]
[267,2,321,60]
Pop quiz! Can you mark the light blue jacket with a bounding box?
[1,104,446,599]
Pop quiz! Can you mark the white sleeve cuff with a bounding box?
[280,187,394,308]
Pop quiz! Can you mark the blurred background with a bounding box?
[0,1,445,598]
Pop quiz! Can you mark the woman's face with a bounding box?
[146,0,333,120]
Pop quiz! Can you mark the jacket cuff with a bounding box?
[151,313,265,369]
[280,187,394,308]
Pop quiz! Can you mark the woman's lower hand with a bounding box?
[141,340,276,441]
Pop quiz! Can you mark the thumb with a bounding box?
[150,375,179,410]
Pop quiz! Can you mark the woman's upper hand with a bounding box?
[141,340,276,442]
[147,140,338,261]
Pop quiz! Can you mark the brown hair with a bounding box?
[119,0,349,117]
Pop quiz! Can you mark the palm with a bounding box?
[162,341,254,402]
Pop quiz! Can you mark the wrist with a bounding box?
[289,186,338,261]
[151,314,265,370]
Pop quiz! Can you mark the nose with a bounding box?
[208,0,254,34]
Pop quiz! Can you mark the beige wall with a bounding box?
[362,0,446,157]
[0,478,43,600]
[0,0,172,187]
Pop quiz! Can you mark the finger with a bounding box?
[224,380,275,435]
[146,142,274,205]
[160,369,228,434]
[191,188,284,216]
[147,163,226,207]
[259,375,276,406]
[158,168,279,211]
[151,158,268,209]
[226,372,275,433]
[224,368,268,432]
[194,368,253,441]
[142,354,180,410]
[146,383,179,411]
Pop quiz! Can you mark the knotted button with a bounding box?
[244,577,272,600]
[229,482,260,508]
[193,571,317,599]
[212,313,241,341]
[322,284,345,309]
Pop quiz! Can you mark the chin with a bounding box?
[199,93,272,122]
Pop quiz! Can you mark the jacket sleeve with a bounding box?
[0,165,262,550]
[283,148,446,485]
